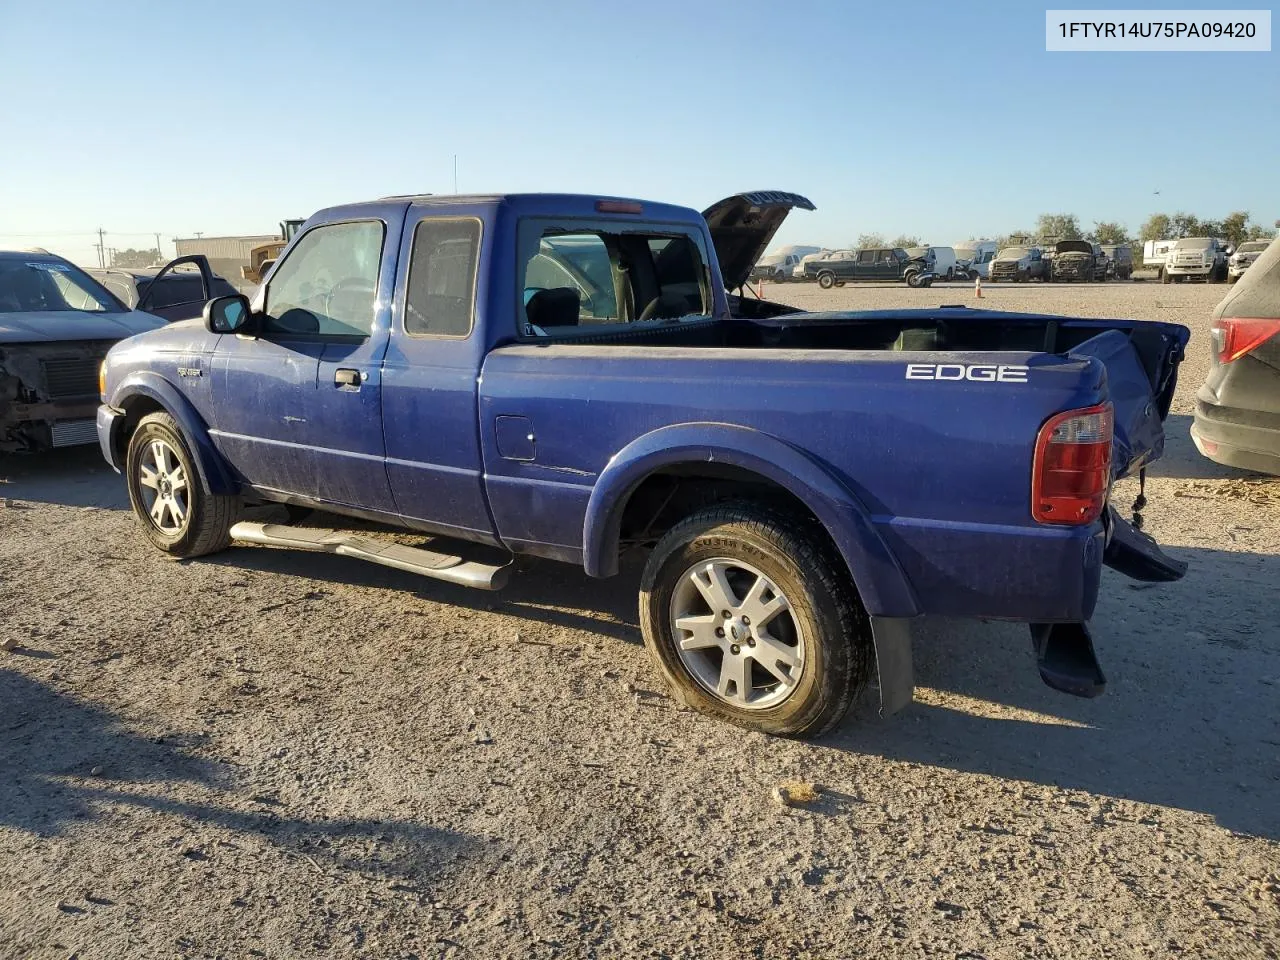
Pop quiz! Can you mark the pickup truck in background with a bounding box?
[803,246,935,288]
[97,191,1190,737]
[988,245,1047,282]
[1048,240,1103,283]
[1163,237,1229,284]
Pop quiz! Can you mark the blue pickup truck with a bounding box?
[97,191,1190,737]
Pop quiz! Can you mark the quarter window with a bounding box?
[264,220,385,337]
[405,218,481,338]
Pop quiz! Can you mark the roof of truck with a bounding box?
[350,192,703,221]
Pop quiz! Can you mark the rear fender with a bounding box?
[110,372,236,495]
[583,422,920,618]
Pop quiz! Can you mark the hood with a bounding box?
[1055,240,1093,256]
[702,191,816,290]
[0,309,165,345]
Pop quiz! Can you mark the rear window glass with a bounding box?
[518,220,710,336]
[405,218,481,338]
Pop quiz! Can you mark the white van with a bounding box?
[906,246,958,281]
[750,245,821,282]
[953,240,998,280]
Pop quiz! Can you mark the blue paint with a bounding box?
[99,192,1189,627]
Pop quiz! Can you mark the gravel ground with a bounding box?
[2,281,1278,959]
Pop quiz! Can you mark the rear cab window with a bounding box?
[517,218,712,338]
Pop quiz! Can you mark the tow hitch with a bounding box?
[1030,622,1106,698]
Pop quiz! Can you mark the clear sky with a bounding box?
[1,0,1276,266]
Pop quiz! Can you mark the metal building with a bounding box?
[172,235,279,292]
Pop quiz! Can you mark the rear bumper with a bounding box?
[876,517,1105,622]
[97,404,126,472]
[1191,399,1280,475]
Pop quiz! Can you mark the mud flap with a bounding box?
[870,617,914,717]
[1103,505,1187,582]
[1030,622,1106,698]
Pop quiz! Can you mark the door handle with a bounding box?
[334,368,362,387]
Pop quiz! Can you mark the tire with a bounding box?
[922,276,934,287]
[126,411,238,558]
[639,503,873,737]
[968,269,979,282]
[817,271,835,290]
[1161,269,1171,284]
[905,269,922,288]
[1228,273,1239,285]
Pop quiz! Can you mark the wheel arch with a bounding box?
[582,423,919,618]
[110,373,236,495]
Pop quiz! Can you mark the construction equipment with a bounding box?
[241,219,304,284]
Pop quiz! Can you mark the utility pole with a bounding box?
[96,227,106,267]
[194,231,204,240]
[154,232,163,264]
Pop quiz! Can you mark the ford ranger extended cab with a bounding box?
[97,191,1190,737]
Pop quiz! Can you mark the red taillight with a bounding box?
[1032,404,1113,525]
[596,199,643,214]
[1214,317,1280,363]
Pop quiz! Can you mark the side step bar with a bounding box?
[229,522,510,591]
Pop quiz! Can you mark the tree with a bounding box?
[996,231,1034,248]
[854,232,886,249]
[1139,213,1172,241]
[1247,223,1277,241]
[1220,211,1250,246]
[1036,213,1082,241]
[1089,221,1128,245]
[110,247,160,268]
[888,234,922,249]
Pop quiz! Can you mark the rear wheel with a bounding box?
[817,271,835,290]
[126,412,238,557]
[639,504,873,737]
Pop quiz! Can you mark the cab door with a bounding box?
[853,249,876,281]
[212,209,404,512]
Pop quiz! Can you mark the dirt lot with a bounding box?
[2,281,1278,959]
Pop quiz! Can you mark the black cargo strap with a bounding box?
[1131,468,1147,530]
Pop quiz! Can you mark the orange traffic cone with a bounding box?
[974,275,983,299]
[757,278,764,298]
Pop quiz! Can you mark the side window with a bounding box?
[882,250,896,264]
[857,250,875,264]
[404,218,481,338]
[264,220,385,337]
[143,276,207,310]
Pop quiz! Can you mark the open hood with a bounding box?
[1055,240,1093,255]
[702,192,816,290]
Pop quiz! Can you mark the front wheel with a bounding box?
[905,270,923,288]
[639,504,873,736]
[126,412,238,557]
[817,271,836,290]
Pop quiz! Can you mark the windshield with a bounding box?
[0,258,123,314]
[954,247,976,261]
[1174,238,1213,250]
[757,253,785,267]
[998,246,1029,259]
[1238,241,1271,253]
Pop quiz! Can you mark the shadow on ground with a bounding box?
[214,532,1279,839]
[1,668,474,880]
[0,447,126,509]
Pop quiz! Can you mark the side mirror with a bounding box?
[204,294,253,334]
